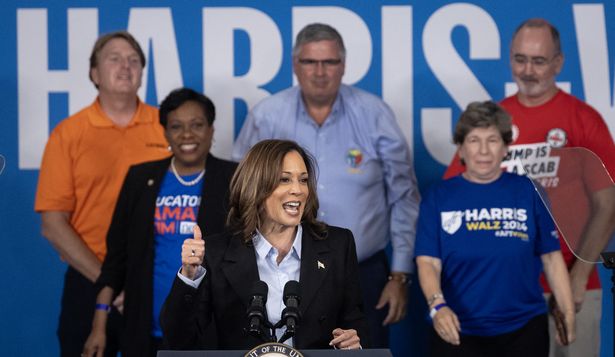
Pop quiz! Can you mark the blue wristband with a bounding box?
[95,303,111,313]
[429,303,447,319]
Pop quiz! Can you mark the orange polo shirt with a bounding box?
[35,98,170,261]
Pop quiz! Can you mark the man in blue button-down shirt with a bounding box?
[232,23,420,348]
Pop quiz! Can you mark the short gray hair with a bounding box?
[453,101,512,145]
[292,23,346,60]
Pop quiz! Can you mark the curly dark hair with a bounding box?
[159,88,215,128]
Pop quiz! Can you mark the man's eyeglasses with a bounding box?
[512,53,560,67]
[297,58,343,69]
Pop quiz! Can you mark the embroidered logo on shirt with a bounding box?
[346,149,363,174]
[346,149,363,168]
[146,142,167,149]
[546,128,567,148]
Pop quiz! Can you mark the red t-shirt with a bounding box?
[444,90,615,290]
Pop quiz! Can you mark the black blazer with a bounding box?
[97,154,237,357]
[161,226,369,350]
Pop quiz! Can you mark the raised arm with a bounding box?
[161,225,210,349]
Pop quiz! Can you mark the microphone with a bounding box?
[278,280,302,343]
[245,280,271,341]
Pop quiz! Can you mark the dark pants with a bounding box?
[358,250,390,348]
[150,337,164,357]
[430,313,549,357]
[58,267,122,357]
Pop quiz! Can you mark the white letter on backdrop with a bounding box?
[574,4,615,136]
[17,8,98,169]
[421,3,499,165]
[382,6,413,155]
[203,7,282,159]
[128,8,183,103]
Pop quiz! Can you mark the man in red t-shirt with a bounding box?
[444,19,615,357]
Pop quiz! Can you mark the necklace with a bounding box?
[171,157,205,186]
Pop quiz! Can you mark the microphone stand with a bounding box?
[245,287,274,343]
[272,319,295,344]
[272,304,301,344]
[247,319,275,343]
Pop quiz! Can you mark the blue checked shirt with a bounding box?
[232,85,420,273]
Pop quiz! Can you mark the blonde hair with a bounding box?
[88,31,145,88]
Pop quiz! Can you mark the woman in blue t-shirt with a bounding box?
[415,101,575,357]
[82,88,237,357]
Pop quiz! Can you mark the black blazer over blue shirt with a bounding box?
[161,225,369,350]
[97,154,237,356]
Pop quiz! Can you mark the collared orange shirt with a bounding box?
[35,98,170,261]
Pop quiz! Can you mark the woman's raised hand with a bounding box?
[180,225,205,280]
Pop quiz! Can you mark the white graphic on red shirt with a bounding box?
[546,128,567,148]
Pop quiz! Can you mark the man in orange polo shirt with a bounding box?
[35,31,169,356]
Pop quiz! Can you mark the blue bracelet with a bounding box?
[95,303,111,313]
[429,303,447,319]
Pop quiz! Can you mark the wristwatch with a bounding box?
[388,273,410,285]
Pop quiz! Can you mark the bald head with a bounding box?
[512,18,561,55]
[509,19,563,106]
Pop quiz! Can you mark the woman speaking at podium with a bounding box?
[161,139,368,350]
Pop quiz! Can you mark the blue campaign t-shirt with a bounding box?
[152,170,203,338]
[414,172,560,336]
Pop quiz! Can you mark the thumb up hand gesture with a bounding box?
[180,225,205,280]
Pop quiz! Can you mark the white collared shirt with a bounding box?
[253,226,302,345]
[178,225,303,346]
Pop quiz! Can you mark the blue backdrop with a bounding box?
[1,1,614,355]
